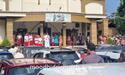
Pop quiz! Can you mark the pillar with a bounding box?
[90,20,97,45]
[81,23,87,38]
[63,24,66,47]
[102,19,109,36]
[40,23,43,38]
[6,18,14,45]
[5,0,9,11]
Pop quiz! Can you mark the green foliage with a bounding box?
[114,0,125,35]
[1,38,11,47]
[107,38,115,45]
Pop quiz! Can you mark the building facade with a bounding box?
[0,0,108,46]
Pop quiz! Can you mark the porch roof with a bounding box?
[0,12,26,17]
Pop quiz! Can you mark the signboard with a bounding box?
[45,13,71,22]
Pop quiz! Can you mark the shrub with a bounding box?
[1,38,11,47]
[107,38,115,45]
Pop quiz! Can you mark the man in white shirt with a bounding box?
[8,45,18,55]
[14,48,24,58]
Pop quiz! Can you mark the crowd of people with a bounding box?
[98,34,125,45]
[9,33,125,63]
[15,31,125,48]
[15,32,64,48]
[67,33,86,46]
[14,32,87,48]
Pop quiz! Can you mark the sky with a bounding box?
[106,0,120,16]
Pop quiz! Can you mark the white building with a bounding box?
[0,0,108,46]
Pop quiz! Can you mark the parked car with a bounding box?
[21,46,47,58]
[38,62,125,75]
[71,46,115,63]
[96,45,125,62]
[33,48,80,65]
[0,52,14,59]
[0,58,61,75]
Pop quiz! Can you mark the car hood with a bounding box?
[38,63,125,75]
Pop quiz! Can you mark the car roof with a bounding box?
[0,52,13,54]
[38,63,125,75]
[2,58,60,67]
[96,45,125,51]
[34,48,75,53]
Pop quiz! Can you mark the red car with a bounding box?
[0,58,61,75]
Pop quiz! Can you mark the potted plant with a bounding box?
[1,38,11,48]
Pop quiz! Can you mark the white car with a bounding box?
[33,48,81,65]
[37,63,125,75]
[96,45,125,60]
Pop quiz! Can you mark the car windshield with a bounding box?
[8,65,52,75]
[47,51,79,65]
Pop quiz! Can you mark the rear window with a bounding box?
[47,51,79,61]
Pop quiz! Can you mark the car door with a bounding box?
[106,46,121,60]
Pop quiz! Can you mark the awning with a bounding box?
[0,12,26,17]
[85,15,107,19]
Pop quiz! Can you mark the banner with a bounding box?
[45,13,71,22]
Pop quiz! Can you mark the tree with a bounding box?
[115,0,125,35]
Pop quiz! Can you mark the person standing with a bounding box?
[119,49,125,62]
[24,33,29,46]
[59,34,63,48]
[38,36,43,46]
[44,33,50,48]
[17,33,22,46]
[54,33,59,46]
[78,33,83,45]
[34,34,39,46]
[82,49,104,64]
[51,33,55,46]
[121,38,125,46]
[72,34,76,46]
[67,35,71,46]
[29,33,34,46]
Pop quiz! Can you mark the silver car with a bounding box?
[38,63,125,75]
